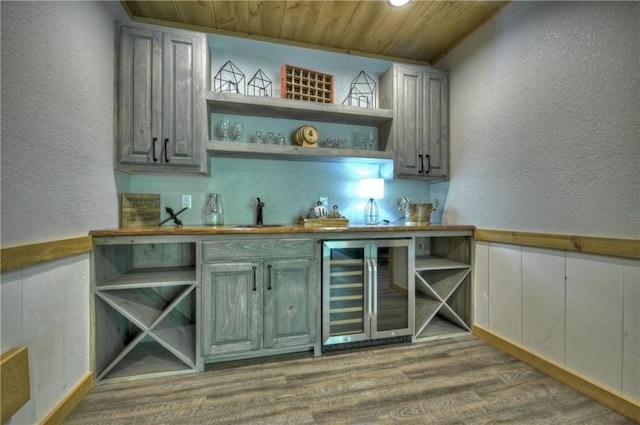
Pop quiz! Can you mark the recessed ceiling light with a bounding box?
[388,0,411,7]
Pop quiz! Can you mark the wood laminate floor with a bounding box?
[65,336,634,425]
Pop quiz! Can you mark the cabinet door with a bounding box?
[202,262,261,356]
[263,259,317,349]
[395,66,425,177]
[119,26,162,165]
[161,31,204,167]
[423,70,449,178]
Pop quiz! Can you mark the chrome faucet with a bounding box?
[256,197,265,225]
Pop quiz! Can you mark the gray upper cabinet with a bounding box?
[380,64,449,180]
[117,25,207,173]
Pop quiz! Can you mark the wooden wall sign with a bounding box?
[121,193,161,228]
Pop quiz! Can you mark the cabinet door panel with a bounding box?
[202,262,261,356]
[396,68,423,176]
[119,27,162,164]
[264,259,316,349]
[424,71,448,178]
[162,32,202,166]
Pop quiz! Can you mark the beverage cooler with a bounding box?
[322,239,414,346]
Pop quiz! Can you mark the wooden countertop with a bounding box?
[89,223,475,237]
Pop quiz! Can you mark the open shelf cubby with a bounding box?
[93,241,200,383]
[413,236,472,343]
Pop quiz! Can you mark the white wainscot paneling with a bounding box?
[488,243,522,343]
[622,259,639,401]
[474,241,489,328]
[62,256,90,391]
[521,247,566,365]
[566,252,624,393]
[5,255,91,425]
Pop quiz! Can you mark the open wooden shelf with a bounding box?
[206,91,393,126]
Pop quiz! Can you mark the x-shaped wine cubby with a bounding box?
[92,240,201,383]
[413,235,472,342]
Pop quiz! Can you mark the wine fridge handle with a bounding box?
[367,259,373,320]
[371,258,378,321]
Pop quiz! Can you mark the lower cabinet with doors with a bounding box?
[201,237,321,361]
[91,229,472,382]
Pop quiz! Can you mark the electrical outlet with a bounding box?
[181,195,191,209]
[319,197,328,209]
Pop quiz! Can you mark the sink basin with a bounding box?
[233,224,284,228]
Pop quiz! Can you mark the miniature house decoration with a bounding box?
[248,69,272,97]
[343,71,377,108]
[214,60,245,94]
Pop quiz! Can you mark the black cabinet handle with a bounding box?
[418,154,424,174]
[425,154,431,174]
[164,138,170,163]
[252,266,257,291]
[152,137,158,162]
[267,265,272,290]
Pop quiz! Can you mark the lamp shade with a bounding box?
[359,178,384,200]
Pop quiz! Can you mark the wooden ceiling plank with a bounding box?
[337,1,391,56]
[118,0,510,64]
[212,0,250,32]
[279,0,323,44]
[129,0,181,21]
[386,1,452,62]
[292,1,324,44]
[374,0,435,57]
[249,1,286,38]
[308,1,359,48]
[423,1,508,62]
[175,0,216,28]
[430,1,508,63]
[389,1,504,63]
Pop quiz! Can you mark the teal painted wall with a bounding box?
[129,33,443,226]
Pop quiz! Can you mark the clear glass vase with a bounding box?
[203,193,224,225]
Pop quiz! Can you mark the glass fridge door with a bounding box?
[322,239,414,346]
[370,239,413,339]
[322,240,369,345]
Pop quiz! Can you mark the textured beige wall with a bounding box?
[1,1,128,247]
[437,1,640,238]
